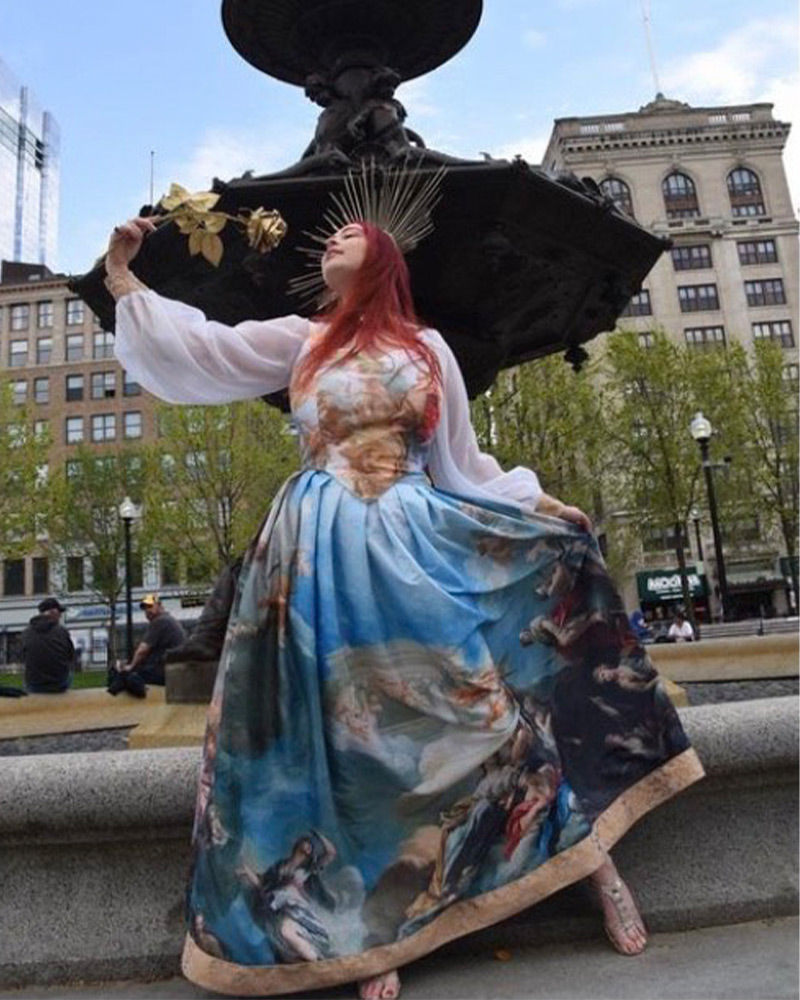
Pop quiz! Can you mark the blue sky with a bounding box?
[2,0,797,275]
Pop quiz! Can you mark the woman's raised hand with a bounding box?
[106,217,157,272]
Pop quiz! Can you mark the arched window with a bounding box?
[662,172,700,219]
[600,177,634,217]
[727,168,765,217]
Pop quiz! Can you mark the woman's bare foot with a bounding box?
[358,969,401,999]
[588,857,648,956]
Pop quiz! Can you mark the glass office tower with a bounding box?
[0,56,60,266]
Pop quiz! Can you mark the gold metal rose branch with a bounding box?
[154,184,288,267]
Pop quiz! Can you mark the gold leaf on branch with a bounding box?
[201,232,224,267]
[188,229,204,257]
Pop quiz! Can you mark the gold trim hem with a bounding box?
[182,747,704,996]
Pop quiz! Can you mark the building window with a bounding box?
[32,557,49,595]
[36,336,52,364]
[12,380,27,404]
[34,419,49,439]
[65,298,85,325]
[123,411,143,439]
[783,364,799,394]
[123,370,141,396]
[65,374,84,401]
[3,559,25,596]
[727,167,766,217]
[637,331,655,349]
[93,330,114,359]
[66,556,85,592]
[671,245,712,270]
[599,176,634,216]
[662,172,700,219]
[161,551,180,586]
[37,301,53,328]
[9,339,28,367]
[737,239,778,266]
[65,459,81,480]
[753,320,794,347]
[642,525,687,553]
[684,326,726,350]
[10,304,30,331]
[91,413,116,442]
[33,377,49,404]
[91,371,116,399]
[65,334,84,361]
[621,289,652,317]
[745,279,786,307]
[65,416,84,444]
[678,284,719,312]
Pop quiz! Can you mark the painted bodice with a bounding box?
[289,339,441,500]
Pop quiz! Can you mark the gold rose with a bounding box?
[154,183,287,267]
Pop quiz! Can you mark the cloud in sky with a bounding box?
[397,78,440,119]
[661,15,797,104]
[487,131,552,166]
[160,126,310,194]
[661,16,799,205]
[523,29,547,50]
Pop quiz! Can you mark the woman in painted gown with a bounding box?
[107,216,704,999]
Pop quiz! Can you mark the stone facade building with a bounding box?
[543,95,799,623]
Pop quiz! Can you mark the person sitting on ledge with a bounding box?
[21,597,75,694]
[108,594,186,697]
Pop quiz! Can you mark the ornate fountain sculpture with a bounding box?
[71,0,668,398]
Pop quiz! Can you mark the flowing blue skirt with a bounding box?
[183,470,703,994]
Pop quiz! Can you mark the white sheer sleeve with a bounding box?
[114,289,309,404]
[425,329,543,512]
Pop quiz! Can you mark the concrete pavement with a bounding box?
[0,918,796,1000]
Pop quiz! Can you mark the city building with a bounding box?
[0,56,60,266]
[543,95,799,622]
[0,263,170,666]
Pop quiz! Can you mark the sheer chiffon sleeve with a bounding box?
[425,329,543,512]
[114,289,309,404]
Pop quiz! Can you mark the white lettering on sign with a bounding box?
[646,573,701,594]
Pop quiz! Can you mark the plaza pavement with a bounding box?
[0,918,796,1000]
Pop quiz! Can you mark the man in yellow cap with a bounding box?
[108,594,186,697]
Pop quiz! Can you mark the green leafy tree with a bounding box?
[49,445,155,662]
[723,340,799,609]
[600,329,755,627]
[146,400,299,583]
[471,355,613,515]
[0,378,51,559]
[470,354,639,579]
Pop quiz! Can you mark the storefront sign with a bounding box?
[637,567,705,603]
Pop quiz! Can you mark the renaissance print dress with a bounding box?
[115,292,704,997]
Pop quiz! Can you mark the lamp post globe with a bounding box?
[690,411,712,443]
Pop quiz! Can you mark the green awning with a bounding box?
[637,566,706,603]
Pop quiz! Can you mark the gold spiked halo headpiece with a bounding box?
[288,159,447,304]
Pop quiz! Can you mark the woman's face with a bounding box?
[321,224,368,293]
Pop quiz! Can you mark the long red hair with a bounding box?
[293,222,441,400]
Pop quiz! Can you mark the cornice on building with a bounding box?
[544,98,791,165]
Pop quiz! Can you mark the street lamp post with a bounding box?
[118,496,139,662]
[690,412,730,622]
[690,507,704,568]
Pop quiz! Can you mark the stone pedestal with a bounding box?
[164,660,219,704]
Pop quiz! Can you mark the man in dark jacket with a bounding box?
[21,598,75,693]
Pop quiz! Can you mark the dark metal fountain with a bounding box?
[71,0,668,399]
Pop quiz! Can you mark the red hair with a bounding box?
[293,222,441,400]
